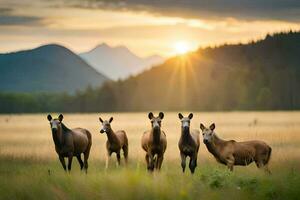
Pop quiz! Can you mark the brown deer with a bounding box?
[178,113,200,173]
[47,114,92,173]
[200,123,272,173]
[99,117,128,169]
[141,112,167,171]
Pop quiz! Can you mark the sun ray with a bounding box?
[165,51,201,110]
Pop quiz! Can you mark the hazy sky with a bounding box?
[0,0,299,57]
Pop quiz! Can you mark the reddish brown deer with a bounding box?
[141,112,167,171]
[178,113,200,173]
[47,114,92,173]
[200,123,272,173]
[99,117,128,169]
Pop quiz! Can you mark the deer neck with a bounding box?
[52,123,70,150]
[181,127,192,142]
[106,128,119,145]
[205,134,224,158]
[151,128,161,145]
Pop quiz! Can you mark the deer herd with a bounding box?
[47,112,272,174]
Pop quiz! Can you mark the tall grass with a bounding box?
[0,112,300,199]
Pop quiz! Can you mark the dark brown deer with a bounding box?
[141,112,167,171]
[99,117,128,169]
[200,123,272,173]
[178,113,200,173]
[47,114,92,173]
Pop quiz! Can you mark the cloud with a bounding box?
[0,15,43,26]
[0,6,43,26]
[65,0,300,22]
[0,7,13,14]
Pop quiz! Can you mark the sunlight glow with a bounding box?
[2,2,300,57]
[174,41,191,55]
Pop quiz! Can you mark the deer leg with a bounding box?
[180,152,187,173]
[157,154,164,170]
[145,153,150,168]
[189,155,197,174]
[67,154,73,172]
[264,165,271,174]
[105,151,112,170]
[148,153,155,171]
[76,155,84,170]
[83,151,90,174]
[123,145,128,165]
[227,163,234,171]
[262,157,272,174]
[59,156,67,171]
[155,155,159,169]
[105,156,110,170]
[116,152,121,167]
[226,157,235,172]
[256,160,271,174]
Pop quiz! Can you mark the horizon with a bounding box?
[0,0,300,57]
[1,30,298,58]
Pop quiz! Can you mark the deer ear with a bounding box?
[109,117,113,123]
[148,112,154,120]
[47,114,52,121]
[58,114,63,122]
[99,117,103,123]
[159,112,164,119]
[200,123,205,131]
[210,123,215,131]
[178,113,183,119]
[188,113,193,119]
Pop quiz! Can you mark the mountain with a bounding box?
[0,44,109,93]
[79,43,164,80]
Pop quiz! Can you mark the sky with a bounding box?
[0,0,299,57]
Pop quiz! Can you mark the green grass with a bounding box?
[1,112,300,199]
[1,156,299,200]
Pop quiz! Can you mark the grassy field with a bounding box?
[0,112,300,200]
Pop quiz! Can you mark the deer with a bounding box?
[47,114,92,173]
[141,112,167,171]
[200,123,272,173]
[99,117,128,169]
[178,113,200,173]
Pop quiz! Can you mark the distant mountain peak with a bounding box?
[92,43,110,50]
[38,43,64,48]
[90,43,133,55]
[35,43,68,51]
[80,43,165,80]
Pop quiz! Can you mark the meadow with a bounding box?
[0,112,300,200]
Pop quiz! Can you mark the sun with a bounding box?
[174,41,191,55]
